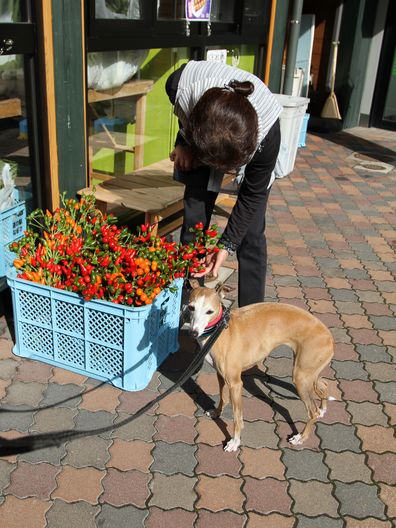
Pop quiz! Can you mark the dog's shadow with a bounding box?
[158,330,300,445]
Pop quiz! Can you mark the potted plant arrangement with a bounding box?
[7,193,220,390]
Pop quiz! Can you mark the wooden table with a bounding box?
[88,79,154,172]
[0,98,22,119]
[79,159,235,236]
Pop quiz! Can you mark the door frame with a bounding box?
[370,0,396,130]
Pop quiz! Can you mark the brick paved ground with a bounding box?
[0,127,395,527]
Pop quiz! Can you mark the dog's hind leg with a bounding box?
[207,373,229,419]
[224,377,243,452]
[289,372,320,446]
[315,377,329,417]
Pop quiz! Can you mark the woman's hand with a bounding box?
[191,249,229,279]
[170,145,194,172]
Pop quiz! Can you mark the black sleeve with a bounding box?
[165,63,187,104]
[221,120,281,248]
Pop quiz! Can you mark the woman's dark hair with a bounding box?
[185,80,258,172]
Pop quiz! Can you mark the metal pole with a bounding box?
[283,0,304,95]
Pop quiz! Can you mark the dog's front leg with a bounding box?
[206,373,228,419]
[224,379,243,452]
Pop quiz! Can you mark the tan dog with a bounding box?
[188,285,335,452]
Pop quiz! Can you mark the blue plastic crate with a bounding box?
[7,274,183,391]
[0,201,26,277]
[298,113,310,148]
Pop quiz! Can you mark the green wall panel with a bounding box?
[52,0,86,197]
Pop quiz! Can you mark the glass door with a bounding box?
[370,0,396,131]
[0,0,39,212]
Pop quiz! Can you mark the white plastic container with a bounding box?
[273,94,310,177]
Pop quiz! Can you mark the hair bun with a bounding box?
[228,80,255,97]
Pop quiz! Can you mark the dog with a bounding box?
[188,283,335,452]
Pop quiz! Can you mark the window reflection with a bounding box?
[95,0,142,20]
[157,0,185,21]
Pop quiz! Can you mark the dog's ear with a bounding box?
[188,279,201,289]
[215,282,234,298]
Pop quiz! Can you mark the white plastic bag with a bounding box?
[0,161,16,211]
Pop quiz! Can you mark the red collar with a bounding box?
[204,306,223,331]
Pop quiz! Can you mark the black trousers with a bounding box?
[180,120,280,307]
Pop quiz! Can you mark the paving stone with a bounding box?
[356,425,396,453]
[344,518,393,528]
[196,443,241,477]
[157,392,197,417]
[0,495,51,528]
[151,441,197,476]
[366,453,396,485]
[3,381,46,407]
[316,423,361,452]
[276,420,321,451]
[0,407,35,432]
[45,499,99,528]
[5,461,59,500]
[373,381,396,404]
[31,407,77,434]
[339,380,379,402]
[324,451,372,483]
[289,480,338,517]
[52,465,105,504]
[346,401,389,426]
[349,328,382,346]
[369,316,396,331]
[240,447,284,479]
[149,473,196,511]
[108,439,153,472]
[357,345,392,363]
[146,507,196,528]
[383,402,395,425]
[320,400,352,424]
[196,474,244,512]
[195,510,246,528]
[331,360,368,380]
[243,477,292,515]
[296,516,343,528]
[329,289,358,301]
[282,448,329,481]
[242,420,278,449]
[364,362,396,382]
[17,443,67,465]
[195,416,233,447]
[247,513,295,528]
[49,367,87,386]
[74,410,115,439]
[334,481,386,519]
[378,483,396,518]
[63,435,111,469]
[100,468,150,508]
[96,503,148,528]
[0,359,19,380]
[14,361,53,383]
[274,397,308,423]
[111,412,156,442]
[154,414,196,444]
[0,460,15,494]
[39,383,83,408]
[117,389,158,416]
[79,384,121,413]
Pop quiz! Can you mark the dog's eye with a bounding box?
[206,309,214,315]
[188,305,195,311]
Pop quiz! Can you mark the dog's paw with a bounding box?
[288,433,303,446]
[319,408,327,418]
[206,408,220,419]
[224,437,240,452]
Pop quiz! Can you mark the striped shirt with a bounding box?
[174,61,282,148]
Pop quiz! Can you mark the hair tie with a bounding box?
[223,83,235,93]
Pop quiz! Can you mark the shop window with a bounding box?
[87,47,188,184]
[95,0,142,20]
[204,43,256,71]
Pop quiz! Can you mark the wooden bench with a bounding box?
[79,159,235,236]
